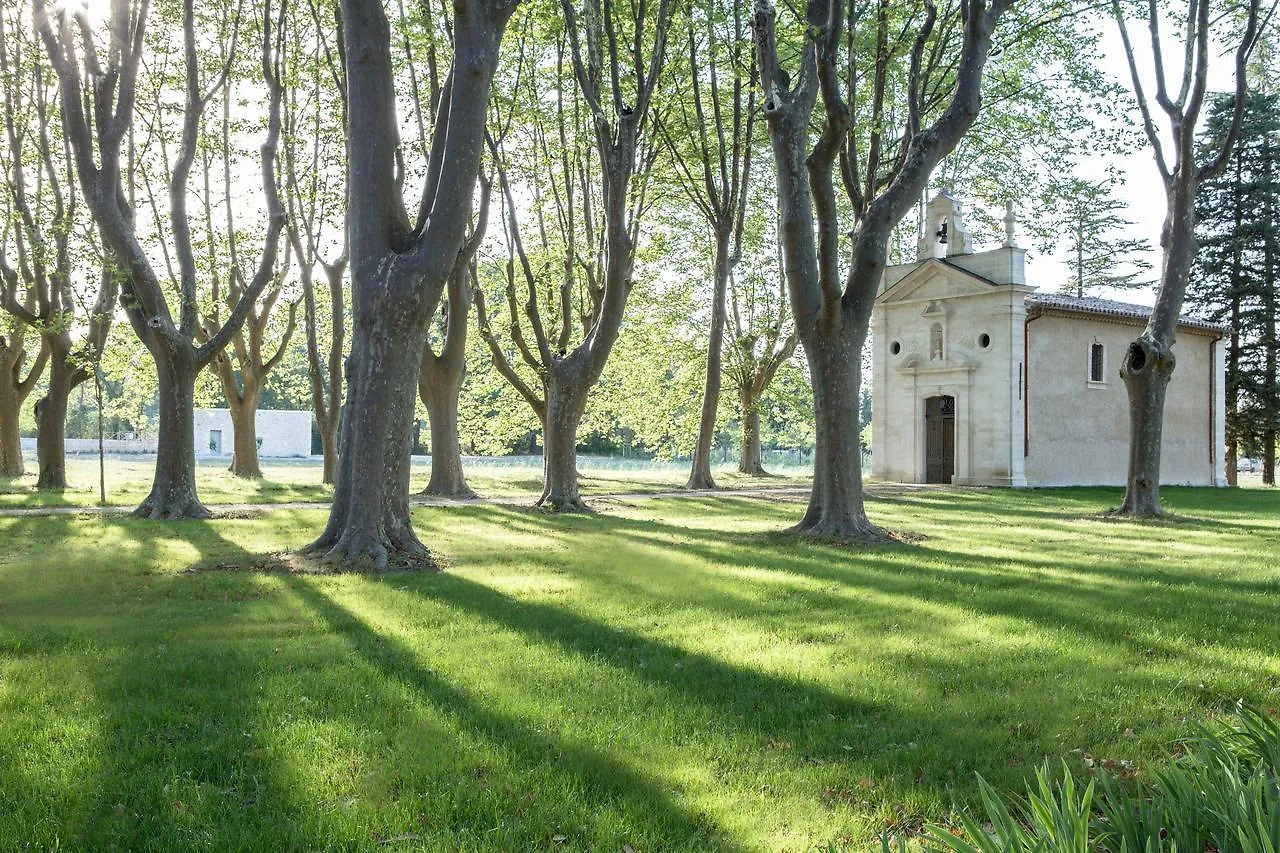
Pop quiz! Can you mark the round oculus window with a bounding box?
[890,341,901,355]
[978,333,991,349]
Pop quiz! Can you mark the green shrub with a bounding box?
[920,704,1280,852]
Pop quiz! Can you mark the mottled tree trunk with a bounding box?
[540,369,588,512]
[136,351,207,519]
[791,323,881,539]
[688,227,732,489]
[1116,186,1196,518]
[0,390,21,478]
[421,372,472,497]
[1116,336,1177,516]
[319,416,339,486]
[1265,428,1276,486]
[0,336,41,478]
[308,307,430,569]
[35,350,82,490]
[227,392,262,478]
[737,387,765,475]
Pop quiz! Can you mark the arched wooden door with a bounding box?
[924,396,955,484]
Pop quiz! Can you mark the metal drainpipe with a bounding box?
[1023,312,1043,458]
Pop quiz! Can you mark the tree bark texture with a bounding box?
[226,392,263,478]
[422,377,471,497]
[687,227,731,489]
[136,350,208,519]
[206,290,297,479]
[0,330,44,478]
[295,257,346,487]
[791,321,878,538]
[737,387,764,476]
[312,309,429,567]
[540,365,589,511]
[307,0,512,568]
[1116,336,1176,516]
[0,388,23,478]
[35,344,84,490]
[1115,184,1196,517]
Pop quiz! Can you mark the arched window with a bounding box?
[930,323,944,360]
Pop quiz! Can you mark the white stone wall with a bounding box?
[21,437,160,454]
[193,408,312,458]
[873,253,1226,488]
[1024,317,1223,486]
[872,266,1028,486]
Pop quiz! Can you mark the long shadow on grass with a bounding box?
[0,515,337,849]
[392,564,1005,796]
[594,505,1279,675]
[401,502,1279,814]
[283,576,741,850]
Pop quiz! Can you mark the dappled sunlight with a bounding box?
[1,489,1278,847]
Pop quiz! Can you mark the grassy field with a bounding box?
[0,487,1277,850]
[0,455,813,509]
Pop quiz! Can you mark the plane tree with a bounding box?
[196,58,299,479]
[0,5,114,488]
[0,301,45,478]
[726,264,797,476]
[752,0,1013,539]
[37,0,288,518]
[475,0,674,511]
[281,0,348,487]
[657,0,756,490]
[1110,0,1265,516]
[304,0,517,567]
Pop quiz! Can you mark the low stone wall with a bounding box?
[20,437,159,454]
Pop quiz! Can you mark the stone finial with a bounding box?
[1003,201,1018,248]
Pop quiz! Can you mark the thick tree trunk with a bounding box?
[1115,183,1197,518]
[307,310,431,570]
[539,370,588,512]
[737,388,766,476]
[319,417,339,486]
[135,351,208,519]
[0,339,39,478]
[791,323,885,541]
[421,375,473,497]
[227,394,263,478]
[0,391,21,478]
[1115,335,1176,517]
[35,351,81,490]
[1265,430,1276,486]
[688,228,732,490]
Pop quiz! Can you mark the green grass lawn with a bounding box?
[0,456,812,509]
[0,487,1277,850]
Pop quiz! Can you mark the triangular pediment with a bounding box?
[877,259,997,305]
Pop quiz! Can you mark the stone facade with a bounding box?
[194,408,313,458]
[871,193,1227,488]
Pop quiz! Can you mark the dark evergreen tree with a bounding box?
[1192,92,1280,485]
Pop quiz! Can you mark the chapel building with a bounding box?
[870,192,1227,488]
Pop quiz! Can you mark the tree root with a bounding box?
[685,472,718,490]
[302,527,440,573]
[536,493,592,513]
[785,515,902,546]
[132,493,212,520]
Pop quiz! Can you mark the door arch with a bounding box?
[924,395,955,484]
